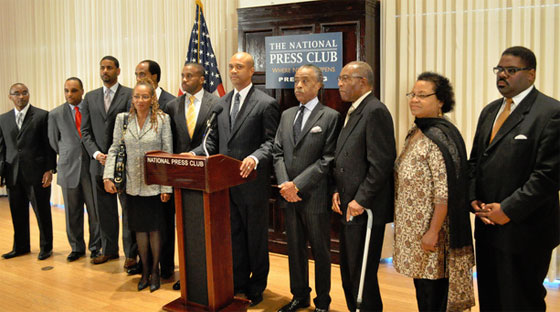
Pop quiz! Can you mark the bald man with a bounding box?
[192,52,280,306]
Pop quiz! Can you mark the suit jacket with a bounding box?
[273,102,341,213]
[81,84,132,176]
[164,90,219,153]
[0,105,56,186]
[104,112,173,196]
[48,103,89,188]
[469,87,560,252]
[333,93,396,225]
[158,88,175,111]
[193,86,280,206]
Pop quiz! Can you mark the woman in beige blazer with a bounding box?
[103,78,172,292]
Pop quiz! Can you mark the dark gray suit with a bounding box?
[0,105,56,254]
[333,93,396,311]
[158,88,175,111]
[193,86,280,296]
[81,84,132,257]
[469,87,560,311]
[48,102,100,254]
[273,102,340,308]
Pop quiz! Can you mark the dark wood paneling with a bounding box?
[237,0,380,264]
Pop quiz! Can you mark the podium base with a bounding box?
[163,297,251,312]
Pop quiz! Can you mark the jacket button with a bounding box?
[483,153,488,157]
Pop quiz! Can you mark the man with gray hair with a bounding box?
[273,64,340,312]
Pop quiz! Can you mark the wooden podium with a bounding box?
[144,151,254,311]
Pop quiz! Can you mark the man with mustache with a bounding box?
[469,46,560,311]
[0,83,56,260]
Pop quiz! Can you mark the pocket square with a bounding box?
[514,134,528,140]
[310,126,322,133]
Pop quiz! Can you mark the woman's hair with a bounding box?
[130,77,164,131]
[417,71,455,113]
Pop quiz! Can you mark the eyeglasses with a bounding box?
[406,92,436,99]
[133,94,151,100]
[337,75,364,83]
[10,91,29,96]
[493,66,532,75]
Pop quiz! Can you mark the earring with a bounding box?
[438,108,443,117]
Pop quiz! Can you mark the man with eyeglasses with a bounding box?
[469,46,560,311]
[332,61,396,311]
[0,83,56,260]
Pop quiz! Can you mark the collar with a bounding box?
[299,97,319,112]
[67,100,84,110]
[509,84,534,106]
[156,87,162,100]
[14,103,30,117]
[350,90,372,111]
[234,83,252,99]
[186,88,204,103]
[103,82,120,95]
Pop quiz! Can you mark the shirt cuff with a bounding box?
[93,151,101,160]
[249,155,259,169]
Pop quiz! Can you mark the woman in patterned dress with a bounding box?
[394,72,475,311]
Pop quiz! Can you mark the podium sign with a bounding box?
[145,152,254,311]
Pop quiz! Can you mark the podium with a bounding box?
[144,151,254,311]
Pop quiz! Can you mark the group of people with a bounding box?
[0,45,558,312]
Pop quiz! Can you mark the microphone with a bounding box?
[203,106,223,157]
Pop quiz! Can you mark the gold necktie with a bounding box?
[490,97,512,143]
[186,95,196,138]
[344,105,355,127]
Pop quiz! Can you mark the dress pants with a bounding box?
[160,195,176,277]
[61,159,100,253]
[413,278,448,312]
[476,240,552,311]
[7,180,53,253]
[339,221,385,312]
[285,205,331,309]
[230,193,269,296]
[119,192,137,259]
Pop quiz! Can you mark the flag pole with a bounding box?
[196,0,203,63]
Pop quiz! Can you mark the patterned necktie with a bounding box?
[186,95,196,138]
[230,93,241,129]
[490,98,513,143]
[104,88,112,112]
[293,105,306,143]
[16,112,23,130]
[344,105,356,127]
[74,106,82,137]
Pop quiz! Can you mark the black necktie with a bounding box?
[293,105,306,143]
[230,93,240,129]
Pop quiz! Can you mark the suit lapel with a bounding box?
[336,102,366,157]
[284,107,298,146]
[107,85,127,117]
[17,105,34,139]
[64,104,81,140]
[485,88,537,151]
[220,92,233,140]
[174,95,191,144]
[230,87,258,141]
[96,89,107,120]
[193,93,212,139]
[295,104,324,147]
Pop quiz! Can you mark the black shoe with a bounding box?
[278,297,310,312]
[149,273,160,292]
[138,276,149,291]
[127,264,142,275]
[2,250,30,259]
[67,251,85,262]
[90,250,100,259]
[38,250,52,260]
[161,270,174,280]
[172,281,180,290]
[248,292,263,307]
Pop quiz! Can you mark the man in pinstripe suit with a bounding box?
[273,64,341,312]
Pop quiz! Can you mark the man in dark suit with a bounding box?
[273,64,340,312]
[163,62,218,287]
[470,46,560,311]
[130,59,178,276]
[81,56,133,265]
[0,83,56,260]
[192,52,280,306]
[134,59,175,110]
[332,61,396,312]
[48,77,101,262]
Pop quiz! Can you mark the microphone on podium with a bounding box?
[203,106,223,157]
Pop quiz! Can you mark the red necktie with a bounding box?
[75,106,82,137]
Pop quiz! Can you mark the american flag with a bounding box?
[182,0,225,97]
